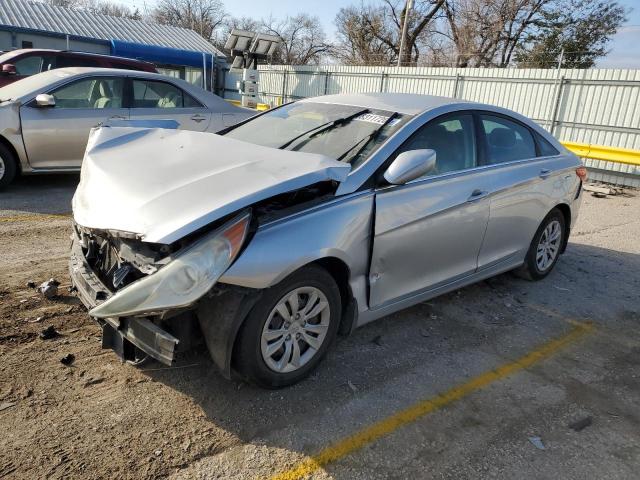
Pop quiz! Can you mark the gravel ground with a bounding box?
[1,175,639,479]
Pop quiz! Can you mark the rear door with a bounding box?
[369,113,491,308]
[475,113,565,269]
[129,78,212,132]
[20,75,129,169]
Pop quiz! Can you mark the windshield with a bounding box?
[0,69,74,102]
[223,102,411,167]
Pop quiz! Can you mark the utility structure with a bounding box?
[225,29,280,108]
[397,0,414,67]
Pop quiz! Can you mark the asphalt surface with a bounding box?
[0,174,639,479]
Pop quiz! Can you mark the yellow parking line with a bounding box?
[0,213,71,223]
[267,320,593,480]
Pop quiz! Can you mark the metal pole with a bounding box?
[556,47,564,74]
[452,74,461,98]
[550,75,566,136]
[397,0,413,67]
[202,52,206,90]
[323,71,330,95]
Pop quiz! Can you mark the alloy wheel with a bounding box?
[260,286,331,373]
[536,219,562,272]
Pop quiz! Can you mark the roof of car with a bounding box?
[299,93,475,115]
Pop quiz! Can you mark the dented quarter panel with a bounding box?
[220,191,374,314]
[72,126,351,244]
[0,101,30,171]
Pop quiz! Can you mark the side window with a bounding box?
[480,115,536,164]
[536,132,560,157]
[49,77,124,109]
[13,56,44,75]
[395,113,477,178]
[132,79,195,108]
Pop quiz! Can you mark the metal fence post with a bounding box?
[323,71,330,95]
[549,76,566,136]
[452,74,461,98]
[379,72,387,92]
[281,69,288,104]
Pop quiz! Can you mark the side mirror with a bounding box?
[383,149,437,185]
[1,64,16,75]
[35,93,56,108]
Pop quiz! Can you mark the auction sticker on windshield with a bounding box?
[354,113,400,125]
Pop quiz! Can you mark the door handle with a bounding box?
[467,189,489,202]
[109,115,127,120]
[539,168,551,179]
[191,115,206,123]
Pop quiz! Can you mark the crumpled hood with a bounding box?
[72,126,351,244]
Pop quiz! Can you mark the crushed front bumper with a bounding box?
[69,235,179,365]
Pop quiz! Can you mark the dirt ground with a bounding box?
[1,174,639,480]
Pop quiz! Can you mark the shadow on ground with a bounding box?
[144,241,640,475]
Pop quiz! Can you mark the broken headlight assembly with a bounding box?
[89,212,251,318]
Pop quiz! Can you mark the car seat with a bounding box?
[93,81,113,109]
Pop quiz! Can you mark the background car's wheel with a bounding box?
[0,143,18,190]
[234,265,341,388]
[515,208,566,281]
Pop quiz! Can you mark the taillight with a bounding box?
[576,166,588,182]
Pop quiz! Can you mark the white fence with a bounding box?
[223,65,640,187]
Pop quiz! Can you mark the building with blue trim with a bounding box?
[0,0,224,91]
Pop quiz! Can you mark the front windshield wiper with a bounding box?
[277,108,369,150]
[336,112,398,163]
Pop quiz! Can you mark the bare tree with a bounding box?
[261,14,330,65]
[41,0,141,19]
[153,0,226,41]
[333,1,445,66]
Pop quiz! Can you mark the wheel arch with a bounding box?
[552,203,571,253]
[0,134,21,174]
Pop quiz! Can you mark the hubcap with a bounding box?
[261,286,330,373]
[536,220,562,272]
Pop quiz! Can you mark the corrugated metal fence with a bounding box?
[224,65,640,187]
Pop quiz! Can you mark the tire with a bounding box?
[0,143,18,190]
[234,265,341,388]
[515,208,566,281]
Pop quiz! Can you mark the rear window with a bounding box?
[55,55,102,68]
[536,133,560,156]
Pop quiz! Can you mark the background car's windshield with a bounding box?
[223,102,411,166]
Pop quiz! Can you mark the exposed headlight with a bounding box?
[90,211,251,318]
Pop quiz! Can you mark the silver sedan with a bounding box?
[0,67,253,188]
[68,93,585,388]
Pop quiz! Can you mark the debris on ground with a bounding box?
[39,325,59,340]
[528,436,546,450]
[372,335,383,346]
[60,354,75,366]
[569,416,593,432]
[38,278,60,299]
[347,380,358,392]
[26,281,36,289]
[154,450,162,456]
[0,402,16,412]
[25,316,44,323]
[83,377,105,388]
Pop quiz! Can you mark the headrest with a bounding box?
[488,128,516,148]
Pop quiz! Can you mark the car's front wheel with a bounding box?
[516,208,566,281]
[234,265,341,388]
[0,143,18,190]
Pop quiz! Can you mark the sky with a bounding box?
[115,0,640,68]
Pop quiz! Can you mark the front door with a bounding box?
[129,78,212,132]
[370,113,491,308]
[20,76,128,169]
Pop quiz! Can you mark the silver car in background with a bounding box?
[68,93,585,388]
[0,67,253,188]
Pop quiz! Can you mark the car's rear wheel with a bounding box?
[234,265,341,388]
[516,208,565,281]
[0,143,18,190]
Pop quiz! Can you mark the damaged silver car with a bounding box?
[69,93,585,387]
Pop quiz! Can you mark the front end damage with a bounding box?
[68,125,351,373]
[69,223,186,365]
